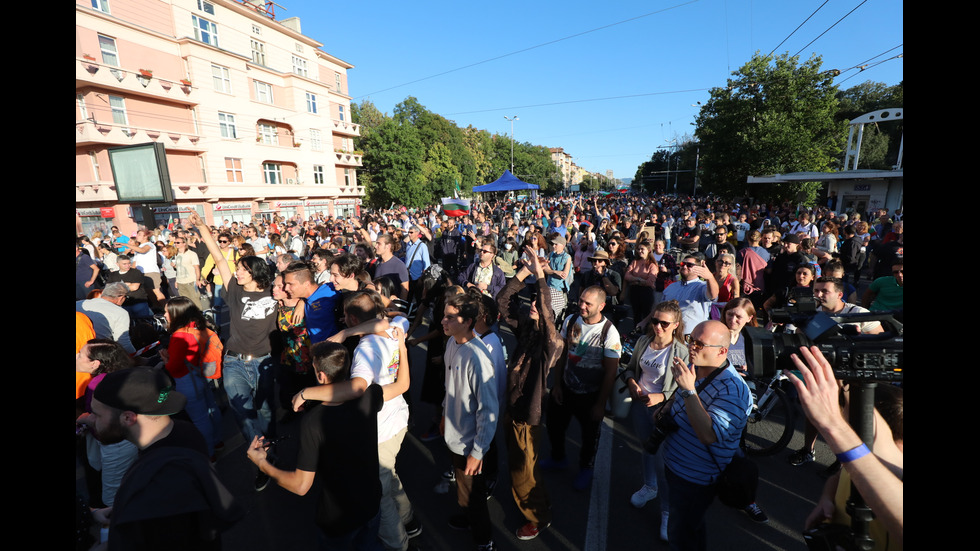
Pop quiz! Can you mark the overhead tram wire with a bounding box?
[836,54,903,85]
[840,44,904,73]
[443,88,710,116]
[353,0,700,100]
[767,0,831,57]
[793,0,870,57]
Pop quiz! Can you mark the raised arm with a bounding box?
[188,212,232,285]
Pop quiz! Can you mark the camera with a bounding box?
[642,413,679,455]
[744,310,903,382]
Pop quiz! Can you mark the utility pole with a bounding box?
[504,115,519,173]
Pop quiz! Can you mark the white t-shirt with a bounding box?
[637,344,671,394]
[559,316,622,394]
[350,333,409,443]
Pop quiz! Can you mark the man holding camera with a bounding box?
[661,320,751,551]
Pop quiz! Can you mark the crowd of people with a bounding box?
[75,191,903,551]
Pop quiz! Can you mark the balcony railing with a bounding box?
[75,119,202,150]
[334,151,363,167]
[330,119,360,136]
[77,58,196,104]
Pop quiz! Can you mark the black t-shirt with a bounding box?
[677,225,701,251]
[107,269,149,303]
[297,384,383,536]
[769,251,807,295]
[224,278,278,356]
[872,240,903,280]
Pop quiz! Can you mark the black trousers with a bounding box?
[546,382,602,469]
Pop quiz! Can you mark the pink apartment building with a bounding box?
[76,0,364,236]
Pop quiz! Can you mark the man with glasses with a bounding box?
[174,236,204,309]
[404,225,431,303]
[662,320,751,550]
[458,238,505,299]
[639,253,718,336]
[863,261,903,314]
[703,227,736,271]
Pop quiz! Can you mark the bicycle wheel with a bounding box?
[742,387,794,456]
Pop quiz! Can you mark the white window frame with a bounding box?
[344,168,351,186]
[191,15,219,47]
[313,165,325,184]
[90,152,102,181]
[211,64,231,93]
[98,35,119,67]
[254,80,273,103]
[295,43,304,53]
[310,129,322,151]
[225,157,243,183]
[199,156,208,183]
[77,94,88,120]
[250,40,265,65]
[252,24,261,35]
[258,123,277,145]
[263,162,282,185]
[109,95,128,126]
[305,92,317,114]
[335,72,342,90]
[292,56,308,77]
[338,105,345,122]
[218,112,237,139]
[91,0,110,14]
[197,0,215,15]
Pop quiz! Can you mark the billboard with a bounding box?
[107,142,175,203]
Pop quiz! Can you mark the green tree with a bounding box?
[360,118,427,208]
[836,81,903,169]
[694,52,847,204]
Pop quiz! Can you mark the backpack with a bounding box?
[181,326,224,379]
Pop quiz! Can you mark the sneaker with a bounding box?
[630,484,658,508]
[744,502,769,523]
[788,449,815,466]
[516,522,549,540]
[476,541,496,551]
[573,468,594,491]
[660,511,669,542]
[404,517,423,538]
[538,457,569,471]
[448,513,470,531]
[254,470,271,492]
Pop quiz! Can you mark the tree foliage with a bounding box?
[694,53,847,204]
[836,81,904,169]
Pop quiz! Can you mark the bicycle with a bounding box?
[740,370,795,456]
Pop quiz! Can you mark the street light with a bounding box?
[504,115,519,173]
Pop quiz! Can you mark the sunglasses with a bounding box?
[650,318,675,329]
[218,240,229,244]
[684,334,725,351]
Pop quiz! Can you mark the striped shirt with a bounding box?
[662,363,751,485]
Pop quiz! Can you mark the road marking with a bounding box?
[584,417,614,551]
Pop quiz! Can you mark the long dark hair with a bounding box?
[165,296,207,333]
[237,255,274,290]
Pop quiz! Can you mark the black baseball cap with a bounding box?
[93,367,187,416]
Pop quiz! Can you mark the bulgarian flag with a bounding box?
[442,197,471,217]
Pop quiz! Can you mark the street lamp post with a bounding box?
[504,115,519,173]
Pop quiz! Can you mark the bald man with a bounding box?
[660,320,751,551]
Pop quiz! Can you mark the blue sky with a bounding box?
[286,0,903,181]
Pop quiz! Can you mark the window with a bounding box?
[338,105,345,122]
[313,165,324,184]
[199,157,208,183]
[218,112,237,139]
[258,123,277,145]
[335,72,342,91]
[254,80,273,103]
[109,95,128,126]
[250,40,265,65]
[197,0,214,14]
[344,168,351,186]
[310,129,322,151]
[225,158,243,183]
[192,15,219,47]
[295,43,304,53]
[211,64,231,93]
[98,35,119,67]
[252,24,261,35]
[305,92,317,114]
[91,0,110,14]
[90,152,102,181]
[77,94,88,120]
[340,138,349,152]
[292,56,308,77]
[263,163,282,185]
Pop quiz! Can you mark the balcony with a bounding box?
[334,151,363,167]
[75,119,203,150]
[330,119,360,137]
[76,58,197,105]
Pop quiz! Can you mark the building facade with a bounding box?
[76,0,363,236]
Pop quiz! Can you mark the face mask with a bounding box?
[504,244,512,250]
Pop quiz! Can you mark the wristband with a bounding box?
[835,443,870,463]
[300,389,306,401]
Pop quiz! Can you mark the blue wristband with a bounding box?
[836,443,870,463]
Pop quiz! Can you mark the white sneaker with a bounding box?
[660,511,669,542]
[630,484,658,508]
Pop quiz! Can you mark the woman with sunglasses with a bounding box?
[713,252,740,303]
[622,300,688,541]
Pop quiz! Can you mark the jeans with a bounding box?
[546,382,602,469]
[123,301,154,321]
[174,370,222,456]
[213,284,226,329]
[631,401,669,512]
[222,353,274,443]
[666,468,717,551]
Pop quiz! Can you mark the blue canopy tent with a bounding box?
[472,170,540,193]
